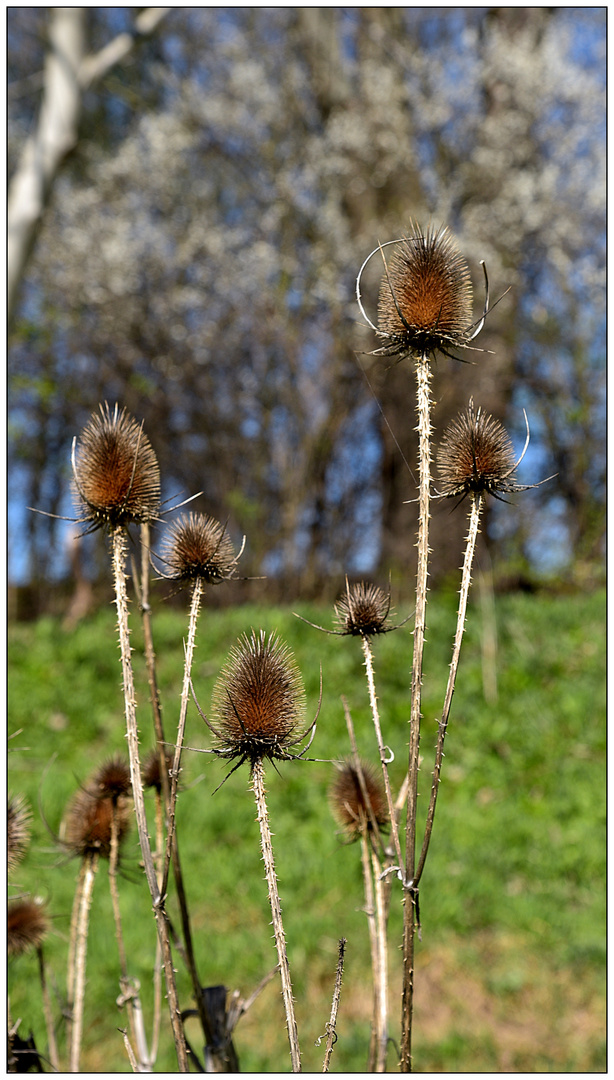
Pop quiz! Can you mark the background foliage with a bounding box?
[9,588,605,1072]
[8,7,605,600]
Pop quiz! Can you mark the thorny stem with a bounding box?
[360,830,379,1073]
[401,353,432,1072]
[251,758,301,1072]
[69,851,98,1072]
[372,847,389,1073]
[415,492,484,886]
[361,634,404,873]
[110,528,189,1072]
[65,859,87,1055]
[321,938,346,1073]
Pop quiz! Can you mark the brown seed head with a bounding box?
[8,794,32,874]
[334,582,392,637]
[161,512,237,584]
[72,402,160,532]
[377,222,473,357]
[211,630,307,766]
[330,759,389,839]
[142,748,173,792]
[93,755,132,801]
[63,781,132,859]
[8,897,49,957]
[437,399,518,499]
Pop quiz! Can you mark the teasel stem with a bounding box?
[401,352,432,1072]
[360,634,404,873]
[415,492,484,886]
[251,757,301,1072]
[69,851,99,1072]
[66,859,87,1056]
[371,846,389,1073]
[161,575,203,902]
[360,828,379,1073]
[321,938,346,1073]
[110,526,189,1072]
[37,943,59,1072]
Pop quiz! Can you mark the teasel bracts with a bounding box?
[210,630,308,768]
[334,581,393,637]
[437,399,520,499]
[161,511,237,584]
[377,222,473,358]
[71,403,160,532]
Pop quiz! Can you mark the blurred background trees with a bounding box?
[8,7,605,607]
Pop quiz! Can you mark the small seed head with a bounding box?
[377,222,473,357]
[161,512,237,584]
[210,630,307,767]
[62,778,132,859]
[334,582,392,637]
[8,794,32,874]
[330,759,389,839]
[8,897,49,957]
[437,399,518,499]
[93,755,132,801]
[142,748,173,792]
[72,402,160,532]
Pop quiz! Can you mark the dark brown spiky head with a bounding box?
[142,748,174,792]
[377,222,473,358]
[330,759,389,840]
[93,756,132,802]
[8,898,49,957]
[210,630,307,768]
[334,582,392,637]
[161,512,237,584]
[62,775,132,859]
[437,398,519,500]
[8,794,32,874]
[72,403,160,532]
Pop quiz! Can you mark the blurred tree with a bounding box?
[8,7,605,597]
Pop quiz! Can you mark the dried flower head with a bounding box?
[208,630,309,769]
[330,759,389,840]
[334,581,393,637]
[142,748,173,792]
[62,780,132,859]
[71,402,160,533]
[93,756,132,802]
[437,398,525,501]
[8,794,32,874]
[376,222,473,359]
[8,897,49,956]
[160,512,237,584]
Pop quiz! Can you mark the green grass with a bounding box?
[8,587,605,1072]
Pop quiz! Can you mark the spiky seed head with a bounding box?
[334,582,392,637]
[330,759,389,840]
[8,898,49,956]
[62,781,132,859]
[377,222,473,357]
[8,794,32,874]
[142,748,173,792]
[72,402,160,532]
[437,398,518,499]
[93,756,132,802]
[210,630,307,767]
[161,512,237,584]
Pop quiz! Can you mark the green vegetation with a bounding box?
[8,587,605,1072]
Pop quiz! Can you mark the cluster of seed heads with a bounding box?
[62,756,132,859]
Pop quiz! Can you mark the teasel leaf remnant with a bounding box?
[71,402,160,533]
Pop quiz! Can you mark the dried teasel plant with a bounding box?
[330,758,389,842]
[8,897,49,958]
[191,630,319,1073]
[8,793,33,874]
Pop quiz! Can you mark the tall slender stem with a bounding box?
[401,353,432,1072]
[37,944,59,1072]
[371,847,389,1073]
[415,493,483,885]
[69,851,98,1072]
[360,830,379,1073]
[111,528,189,1072]
[361,634,404,872]
[251,758,301,1072]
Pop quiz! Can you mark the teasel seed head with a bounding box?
[8,794,32,874]
[436,398,520,500]
[142,748,173,792]
[210,630,308,768]
[62,774,132,859]
[92,755,132,802]
[376,222,473,358]
[334,581,393,637]
[160,512,238,584]
[8,897,49,957]
[71,402,160,533]
[330,759,389,840]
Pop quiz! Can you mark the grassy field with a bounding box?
[8,585,606,1072]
